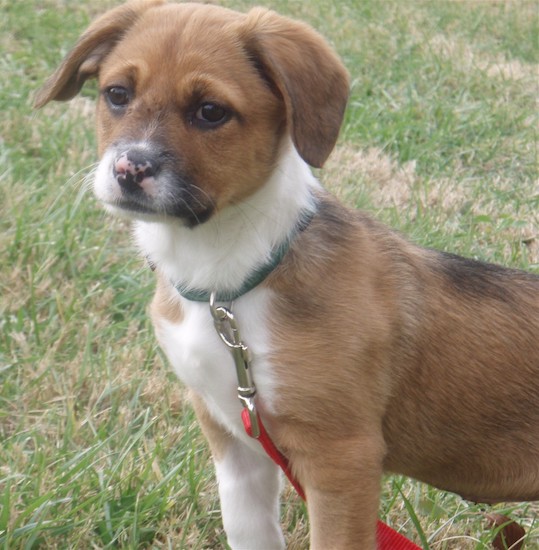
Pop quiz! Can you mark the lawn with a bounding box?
[1,0,537,548]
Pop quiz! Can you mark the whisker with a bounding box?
[166,183,218,225]
[42,162,98,219]
[161,187,202,224]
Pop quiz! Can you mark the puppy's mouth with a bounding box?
[94,146,215,227]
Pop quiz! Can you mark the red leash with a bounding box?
[242,409,306,500]
[376,521,422,550]
[242,410,421,550]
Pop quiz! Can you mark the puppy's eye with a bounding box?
[194,103,229,127]
[104,86,130,108]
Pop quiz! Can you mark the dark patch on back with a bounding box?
[314,192,357,233]
[434,250,539,302]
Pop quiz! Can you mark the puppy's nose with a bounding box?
[113,150,156,192]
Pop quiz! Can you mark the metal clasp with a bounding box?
[209,292,260,438]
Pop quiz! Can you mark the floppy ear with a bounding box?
[241,8,350,168]
[34,0,165,108]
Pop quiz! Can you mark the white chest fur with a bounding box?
[153,288,278,450]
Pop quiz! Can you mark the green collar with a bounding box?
[175,208,316,302]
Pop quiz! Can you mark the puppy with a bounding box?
[36,1,539,548]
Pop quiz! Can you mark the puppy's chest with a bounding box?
[153,291,277,439]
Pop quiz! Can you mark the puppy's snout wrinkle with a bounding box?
[114,149,157,193]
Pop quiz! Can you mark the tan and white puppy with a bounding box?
[36,1,539,548]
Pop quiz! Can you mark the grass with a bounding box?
[1,0,537,548]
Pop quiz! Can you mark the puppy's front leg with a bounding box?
[295,436,384,550]
[215,437,285,550]
[191,393,285,550]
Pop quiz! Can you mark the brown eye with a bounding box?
[194,103,229,127]
[104,86,130,108]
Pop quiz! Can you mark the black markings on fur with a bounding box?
[435,250,538,302]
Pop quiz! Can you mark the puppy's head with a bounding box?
[36,0,349,226]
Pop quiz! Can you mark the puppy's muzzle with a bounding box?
[99,144,215,226]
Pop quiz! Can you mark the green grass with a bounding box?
[1,0,537,548]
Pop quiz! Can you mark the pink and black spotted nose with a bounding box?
[113,149,156,193]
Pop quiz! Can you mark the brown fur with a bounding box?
[190,390,233,463]
[36,2,539,548]
[150,272,183,326]
[262,196,539,546]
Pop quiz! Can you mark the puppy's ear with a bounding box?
[241,9,350,168]
[34,0,165,108]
